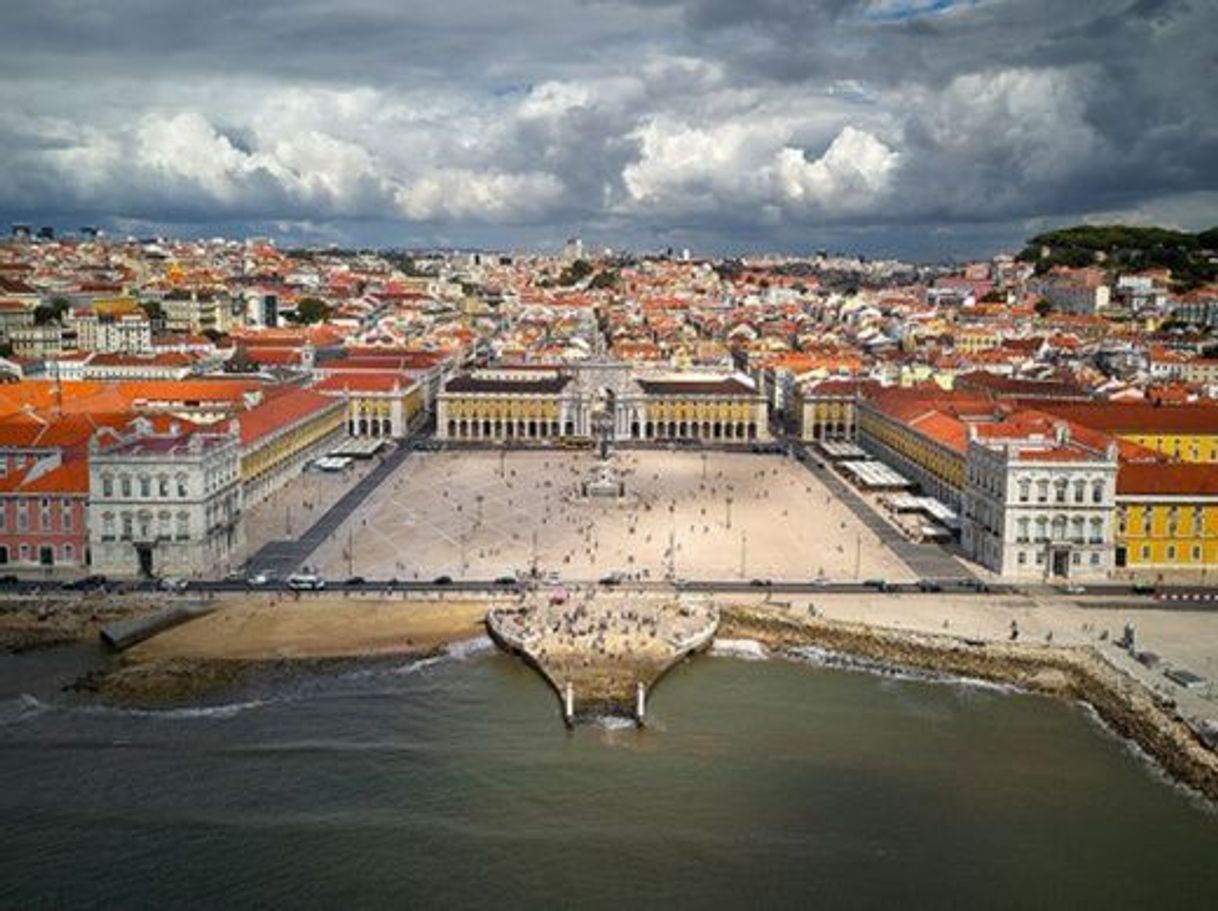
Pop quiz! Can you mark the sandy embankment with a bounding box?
[94,597,489,703]
[722,605,1218,802]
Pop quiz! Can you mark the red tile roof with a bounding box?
[1118,463,1218,497]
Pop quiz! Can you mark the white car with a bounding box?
[286,573,325,591]
[246,572,271,587]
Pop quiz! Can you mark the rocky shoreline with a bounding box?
[0,597,152,654]
[721,605,1218,803]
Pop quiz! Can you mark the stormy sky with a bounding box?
[2,0,1215,258]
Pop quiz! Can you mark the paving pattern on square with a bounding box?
[309,450,916,582]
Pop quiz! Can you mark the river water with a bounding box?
[2,639,1216,909]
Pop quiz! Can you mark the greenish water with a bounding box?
[1,640,1215,909]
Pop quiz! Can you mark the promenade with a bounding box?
[487,591,719,721]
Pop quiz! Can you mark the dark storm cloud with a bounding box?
[0,0,1213,256]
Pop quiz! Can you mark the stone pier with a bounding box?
[486,592,719,724]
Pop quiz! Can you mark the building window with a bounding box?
[102,513,115,540]
[1090,517,1103,544]
[1036,480,1049,503]
[1167,544,1177,561]
[158,475,169,497]
[1018,479,1030,503]
[120,476,131,497]
[1193,510,1204,536]
[1035,551,1045,565]
[1090,552,1101,566]
[1072,552,1081,566]
[1141,511,1152,535]
[19,544,29,562]
[176,475,188,498]
[63,543,74,563]
[121,512,133,540]
[1035,517,1048,541]
[1016,518,1030,542]
[1052,515,1067,541]
[1071,516,1085,543]
[139,475,151,497]
[1117,507,1128,535]
[102,475,113,497]
[1193,545,1203,561]
[1017,551,1027,566]
[1141,544,1151,560]
[1073,480,1086,504]
[1054,480,1068,504]
[175,512,189,540]
[1091,480,1104,504]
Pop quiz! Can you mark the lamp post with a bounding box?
[726,496,733,530]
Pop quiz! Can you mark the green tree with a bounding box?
[1033,298,1053,318]
[139,300,165,324]
[588,269,619,290]
[293,297,332,324]
[557,259,593,286]
[34,296,70,325]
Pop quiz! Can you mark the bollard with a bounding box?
[636,681,646,727]
[564,681,575,727]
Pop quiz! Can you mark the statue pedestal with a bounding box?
[584,458,624,498]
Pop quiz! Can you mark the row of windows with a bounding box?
[98,461,237,501]
[1015,477,1106,506]
[0,500,76,533]
[101,473,189,499]
[1014,515,1105,544]
[1117,506,1208,537]
[1015,550,1103,568]
[0,542,79,565]
[99,510,191,542]
[1132,543,1206,562]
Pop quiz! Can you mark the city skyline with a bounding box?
[2,0,1215,258]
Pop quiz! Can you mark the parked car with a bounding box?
[344,576,367,586]
[493,576,517,586]
[61,574,108,592]
[749,578,772,587]
[286,573,325,591]
[863,578,891,591]
[917,579,943,593]
[0,574,19,586]
[246,572,271,587]
[1061,583,1086,595]
[432,575,453,586]
[599,575,622,587]
[159,577,189,593]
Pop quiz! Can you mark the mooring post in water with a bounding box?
[635,681,646,727]
[563,681,574,727]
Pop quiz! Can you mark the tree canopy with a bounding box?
[1017,223,1218,289]
[293,297,331,324]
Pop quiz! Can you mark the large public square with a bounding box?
[308,449,916,583]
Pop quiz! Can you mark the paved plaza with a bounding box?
[309,449,916,582]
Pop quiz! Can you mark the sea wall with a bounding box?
[722,606,1218,802]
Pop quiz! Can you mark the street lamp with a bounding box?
[726,496,733,530]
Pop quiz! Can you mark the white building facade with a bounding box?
[88,420,243,578]
[962,426,1118,579]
